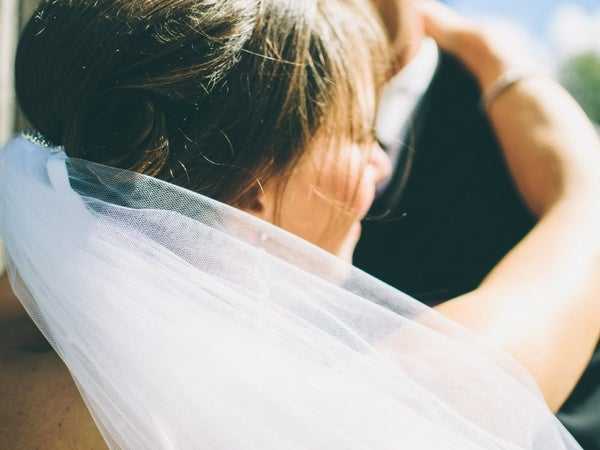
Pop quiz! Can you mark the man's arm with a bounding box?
[371,0,401,41]
[371,0,424,68]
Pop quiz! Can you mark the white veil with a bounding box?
[0,135,582,449]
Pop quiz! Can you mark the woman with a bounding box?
[1,0,599,448]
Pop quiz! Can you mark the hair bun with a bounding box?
[80,90,170,176]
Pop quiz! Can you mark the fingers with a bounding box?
[417,1,477,53]
[417,1,509,89]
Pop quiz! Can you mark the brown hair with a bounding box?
[16,0,392,209]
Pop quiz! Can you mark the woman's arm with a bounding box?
[422,2,600,412]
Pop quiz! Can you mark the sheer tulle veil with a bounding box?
[0,135,582,449]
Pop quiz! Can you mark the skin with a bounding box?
[0,347,106,449]
[2,1,600,447]
[253,135,392,263]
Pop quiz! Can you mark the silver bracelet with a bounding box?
[481,69,535,110]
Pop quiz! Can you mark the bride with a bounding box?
[1,0,600,448]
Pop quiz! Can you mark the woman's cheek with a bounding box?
[346,165,378,220]
[329,148,375,217]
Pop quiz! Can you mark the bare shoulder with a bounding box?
[0,346,107,450]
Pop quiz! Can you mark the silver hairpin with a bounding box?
[22,130,62,153]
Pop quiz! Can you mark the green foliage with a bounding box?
[559,51,600,124]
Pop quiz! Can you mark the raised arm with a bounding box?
[422,2,600,412]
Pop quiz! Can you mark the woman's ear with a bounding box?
[247,196,265,214]
[243,179,278,223]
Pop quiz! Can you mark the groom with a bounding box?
[355,1,600,448]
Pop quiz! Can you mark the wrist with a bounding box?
[458,31,509,91]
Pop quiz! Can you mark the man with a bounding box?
[355,1,600,448]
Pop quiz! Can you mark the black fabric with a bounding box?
[355,51,535,304]
[354,51,599,448]
[558,346,600,449]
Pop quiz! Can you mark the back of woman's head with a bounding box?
[16,0,391,207]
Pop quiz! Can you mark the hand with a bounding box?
[418,1,512,91]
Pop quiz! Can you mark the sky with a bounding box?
[446,0,600,125]
[449,0,600,39]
